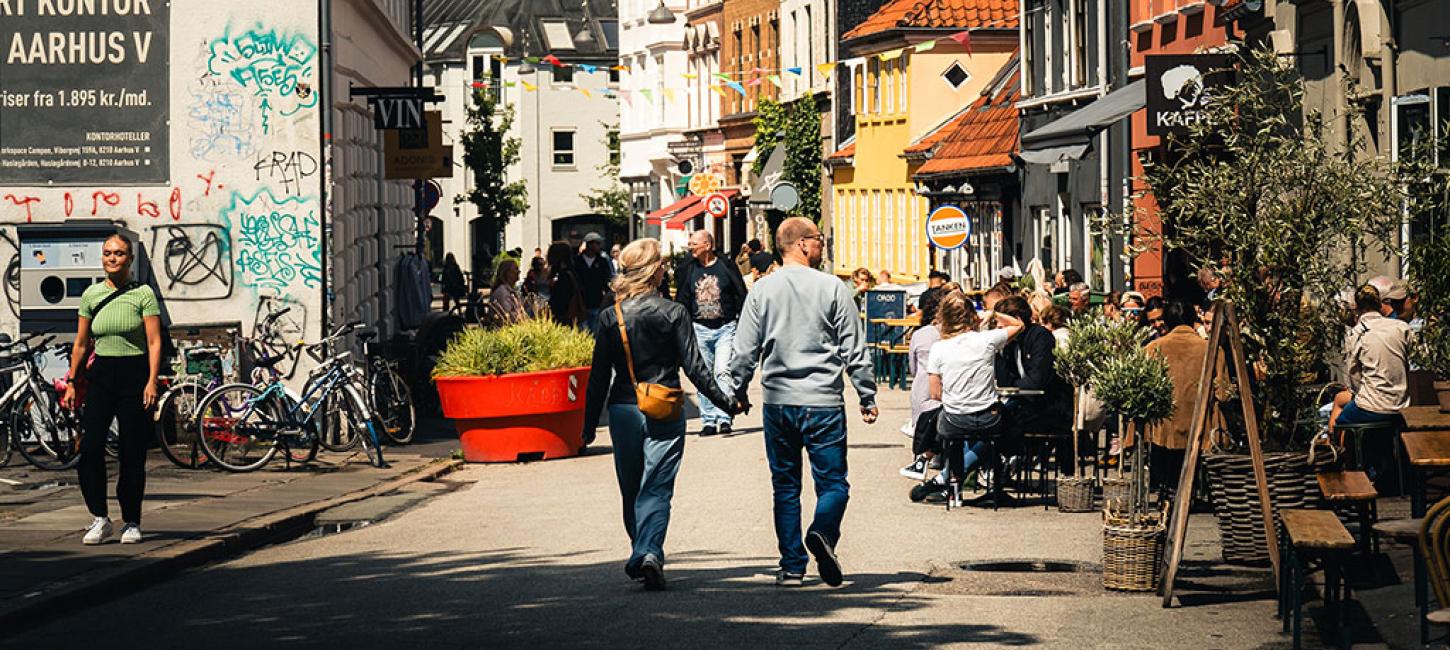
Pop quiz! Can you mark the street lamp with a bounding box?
[647,1,675,24]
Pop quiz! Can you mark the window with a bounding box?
[553,65,574,84]
[609,68,620,83]
[942,62,970,89]
[900,56,909,113]
[805,5,814,86]
[607,130,620,167]
[552,130,576,167]
[1072,0,1088,87]
[854,66,865,115]
[884,60,895,114]
[472,56,485,81]
[868,58,880,113]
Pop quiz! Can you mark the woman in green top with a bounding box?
[60,234,164,546]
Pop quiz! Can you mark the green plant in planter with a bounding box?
[1093,349,1176,426]
[1411,224,1450,379]
[1055,315,1150,388]
[432,318,594,378]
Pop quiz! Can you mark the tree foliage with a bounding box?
[581,127,632,229]
[1093,349,1177,426]
[1411,223,1450,378]
[1141,45,1406,448]
[1055,314,1150,388]
[459,89,529,233]
[753,93,823,222]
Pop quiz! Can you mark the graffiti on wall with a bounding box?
[187,68,259,162]
[253,151,318,196]
[147,224,233,301]
[221,189,321,292]
[206,25,319,134]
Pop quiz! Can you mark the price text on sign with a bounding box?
[704,192,730,218]
[925,205,971,250]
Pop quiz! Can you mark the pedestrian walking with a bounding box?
[728,217,878,588]
[575,232,615,332]
[675,230,749,436]
[60,233,164,545]
[581,238,740,591]
[489,259,525,324]
[547,242,585,327]
[440,253,468,312]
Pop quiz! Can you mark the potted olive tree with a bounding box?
[1055,315,1150,512]
[432,318,594,462]
[1092,348,1176,592]
[1410,224,1450,412]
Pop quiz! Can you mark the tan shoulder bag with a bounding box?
[614,301,684,421]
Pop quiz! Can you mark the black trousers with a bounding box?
[911,408,942,457]
[78,355,150,524]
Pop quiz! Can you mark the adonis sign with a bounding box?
[1145,54,1234,137]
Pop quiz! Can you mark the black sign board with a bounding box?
[0,1,170,184]
[1145,54,1234,137]
[371,96,427,130]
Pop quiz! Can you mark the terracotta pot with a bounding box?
[1436,380,1450,414]
[435,367,591,462]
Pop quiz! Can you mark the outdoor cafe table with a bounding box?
[1399,413,1450,643]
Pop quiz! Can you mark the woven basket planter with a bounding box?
[1103,513,1167,592]
[1058,476,1096,513]
[1202,451,1322,564]
[1101,476,1131,512]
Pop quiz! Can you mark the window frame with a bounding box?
[551,128,577,169]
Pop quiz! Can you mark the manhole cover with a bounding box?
[961,560,1098,573]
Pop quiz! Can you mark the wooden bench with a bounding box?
[1372,518,1423,544]
[1279,509,1357,650]
[1317,471,1380,554]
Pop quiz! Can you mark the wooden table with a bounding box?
[1403,406,1450,432]
[869,317,921,328]
[1401,428,1450,643]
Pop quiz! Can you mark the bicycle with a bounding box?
[2,332,85,471]
[153,344,226,469]
[195,321,389,472]
[359,330,415,445]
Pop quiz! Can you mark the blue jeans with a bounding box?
[608,404,687,578]
[763,404,850,575]
[691,321,736,427]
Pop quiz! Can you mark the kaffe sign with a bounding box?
[0,0,170,184]
[1145,54,1233,137]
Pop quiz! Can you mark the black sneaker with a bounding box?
[775,570,804,587]
[806,531,843,587]
[700,425,718,437]
[900,456,928,481]
[719,423,734,437]
[640,553,666,591]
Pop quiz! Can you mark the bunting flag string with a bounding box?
[816,62,836,79]
[767,74,783,88]
[640,89,654,103]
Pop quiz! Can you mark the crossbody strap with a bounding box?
[613,301,640,385]
[90,281,141,320]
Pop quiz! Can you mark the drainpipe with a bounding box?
[319,0,333,335]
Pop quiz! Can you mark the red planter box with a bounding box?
[435,367,592,463]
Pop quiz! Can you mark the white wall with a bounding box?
[780,0,834,102]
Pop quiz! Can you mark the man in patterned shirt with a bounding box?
[675,230,749,436]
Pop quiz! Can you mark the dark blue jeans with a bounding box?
[763,404,850,575]
[608,404,687,578]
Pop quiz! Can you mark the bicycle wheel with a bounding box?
[13,384,81,471]
[340,385,386,468]
[156,382,209,469]
[196,384,281,472]
[370,364,415,445]
[309,378,360,453]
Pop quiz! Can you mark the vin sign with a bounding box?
[0,0,170,184]
[1145,54,1233,137]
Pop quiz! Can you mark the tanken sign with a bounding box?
[1145,54,1234,137]
[926,206,970,250]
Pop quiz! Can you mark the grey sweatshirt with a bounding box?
[727,264,877,409]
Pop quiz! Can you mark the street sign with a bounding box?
[703,192,731,218]
[422,180,443,213]
[688,173,723,197]
[1145,54,1234,137]
[926,205,971,250]
[770,183,800,211]
[372,96,427,130]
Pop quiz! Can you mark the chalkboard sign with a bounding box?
[864,290,907,346]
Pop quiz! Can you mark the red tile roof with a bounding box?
[913,54,1021,177]
[843,0,1018,42]
[827,142,856,160]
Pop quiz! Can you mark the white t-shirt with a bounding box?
[926,328,1011,415]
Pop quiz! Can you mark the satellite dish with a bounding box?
[677,160,694,175]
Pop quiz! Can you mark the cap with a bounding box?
[1384,279,1410,301]
[997,267,1018,280]
[583,232,604,244]
[1367,275,1395,297]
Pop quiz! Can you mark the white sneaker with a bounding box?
[120,523,143,544]
[83,517,113,545]
[900,456,928,480]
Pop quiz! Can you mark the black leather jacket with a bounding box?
[582,294,736,437]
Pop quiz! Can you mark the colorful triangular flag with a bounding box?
[579,64,598,74]
[767,74,783,88]
[879,48,904,61]
[710,84,727,97]
[521,81,537,92]
[543,54,566,67]
[613,65,629,71]
[815,63,835,79]
[577,87,592,98]
[640,89,654,103]
[470,81,489,88]
[786,67,803,75]
[714,73,733,83]
[746,77,762,87]
[505,81,517,88]
[662,88,676,102]
[914,40,938,53]
[725,81,747,95]
[949,30,972,55]
[525,57,541,64]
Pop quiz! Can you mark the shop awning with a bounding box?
[645,194,701,225]
[1020,79,1145,160]
[663,200,708,230]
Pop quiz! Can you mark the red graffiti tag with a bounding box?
[197,171,223,197]
[64,193,74,218]
[3,195,41,223]
[169,187,183,221]
[91,191,121,216]
[137,194,159,219]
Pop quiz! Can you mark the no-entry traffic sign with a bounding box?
[926,205,971,250]
[704,192,731,218]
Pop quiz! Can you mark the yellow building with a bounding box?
[827,0,1018,280]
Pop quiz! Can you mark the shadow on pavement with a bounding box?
[3,546,1041,648]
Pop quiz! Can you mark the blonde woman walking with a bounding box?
[581,238,740,591]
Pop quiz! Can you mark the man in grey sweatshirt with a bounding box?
[727,216,878,587]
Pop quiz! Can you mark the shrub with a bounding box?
[1055,314,1150,388]
[1411,224,1450,378]
[1093,349,1176,426]
[432,318,594,378]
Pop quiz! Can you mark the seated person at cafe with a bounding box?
[1142,300,1226,496]
[1329,284,1413,490]
[993,296,1074,469]
[927,292,1025,487]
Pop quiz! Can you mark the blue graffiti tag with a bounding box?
[220,189,322,291]
[207,25,320,133]
[187,73,257,161]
